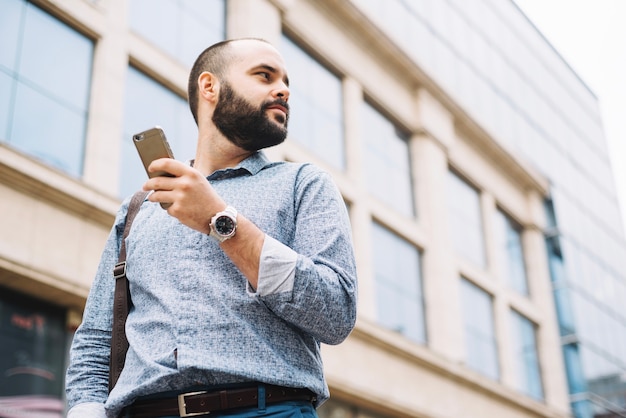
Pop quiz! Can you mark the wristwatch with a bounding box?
[209,206,238,242]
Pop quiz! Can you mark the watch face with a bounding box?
[215,215,235,235]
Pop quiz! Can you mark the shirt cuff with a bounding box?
[67,402,106,418]
[247,235,297,297]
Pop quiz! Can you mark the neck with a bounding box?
[193,127,254,176]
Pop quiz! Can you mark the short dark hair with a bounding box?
[187,38,269,125]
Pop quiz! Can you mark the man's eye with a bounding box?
[258,72,270,80]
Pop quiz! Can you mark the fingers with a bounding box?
[148,158,185,177]
[143,159,188,191]
[142,160,202,209]
[146,189,173,210]
[143,175,174,192]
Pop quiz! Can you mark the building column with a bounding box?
[412,132,464,362]
[412,87,463,361]
[227,0,283,44]
[525,190,571,412]
[81,0,129,193]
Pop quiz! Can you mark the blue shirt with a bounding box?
[65,152,358,418]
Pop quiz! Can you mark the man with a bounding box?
[65,38,358,418]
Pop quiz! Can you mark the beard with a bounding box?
[212,81,289,151]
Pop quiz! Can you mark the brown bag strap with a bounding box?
[109,190,149,392]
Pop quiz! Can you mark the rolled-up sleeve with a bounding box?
[247,234,298,296]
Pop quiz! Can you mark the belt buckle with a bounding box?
[178,391,209,417]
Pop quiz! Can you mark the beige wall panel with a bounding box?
[228,0,283,44]
[417,89,456,150]
[0,184,109,296]
[0,185,37,262]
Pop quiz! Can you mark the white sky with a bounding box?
[513,0,626,234]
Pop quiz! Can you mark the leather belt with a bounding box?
[123,385,316,417]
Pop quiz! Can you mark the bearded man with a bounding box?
[65,38,357,418]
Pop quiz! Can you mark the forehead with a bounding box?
[228,41,288,76]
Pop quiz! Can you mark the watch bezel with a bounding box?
[209,206,237,242]
[214,214,236,236]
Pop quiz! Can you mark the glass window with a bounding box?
[129,0,226,67]
[553,287,576,336]
[578,344,624,407]
[371,222,426,343]
[494,209,528,294]
[546,236,565,284]
[361,102,414,217]
[0,288,67,416]
[280,35,345,170]
[120,67,197,198]
[447,171,486,267]
[0,71,14,143]
[570,399,594,418]
[0,0,93,177]
[460,278,499,380]
[0,0,22,72]
[510,310,544,400]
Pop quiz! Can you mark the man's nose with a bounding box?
[274,84,290,102]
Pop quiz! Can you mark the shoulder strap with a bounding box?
[109,190,149,392]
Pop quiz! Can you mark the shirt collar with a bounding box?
[205,151,272,180]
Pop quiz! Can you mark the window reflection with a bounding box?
[0,289,68,417]
[361,102,414,217]
[579,345,626,415]
[510,310,544,400]
[494,209,528,294]
[0,73,10,139]
[120,67,197,198]
[0,0,93,177]
[129,0,225,67]
[460,278,499,380]
[0,0,22,71]
[447,171,486,267]
[280,35,345,170]
[371,222,426,344]
[554,287,576,336]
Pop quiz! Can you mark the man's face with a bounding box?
[212,80,289,152]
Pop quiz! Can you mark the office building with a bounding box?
[1,0,624,417]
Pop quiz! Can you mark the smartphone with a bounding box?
[133,126,175,208]
[133,126,175,178]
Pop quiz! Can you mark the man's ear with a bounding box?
[198,71,219,103]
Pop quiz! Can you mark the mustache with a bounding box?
[263,99,290,114]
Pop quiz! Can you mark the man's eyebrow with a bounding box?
[253,64,290,87]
